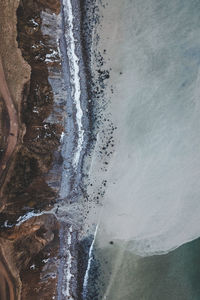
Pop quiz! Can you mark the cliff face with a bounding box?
[0,1,31,109]
[0,0,62,299]
[0,0,31,208]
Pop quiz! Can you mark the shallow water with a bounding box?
[94,237,200,300]
[93,0,200,254]
[86,0,200,299]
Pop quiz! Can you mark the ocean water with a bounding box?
[94,237,200,300]
[95,0,200,254]
[85,0,200,299]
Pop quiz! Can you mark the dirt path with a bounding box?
[0,58,19,177]
[0,260,15,300]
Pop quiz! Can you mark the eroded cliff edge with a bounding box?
[0,1,62,299]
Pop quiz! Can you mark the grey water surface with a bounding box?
[86,0,200,299]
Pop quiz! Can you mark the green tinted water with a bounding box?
[94,238,200,300]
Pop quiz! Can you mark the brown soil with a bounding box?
[0,0,62,299]
[0,58,19,179]
[0,214,59,300]
[0,0,31,210]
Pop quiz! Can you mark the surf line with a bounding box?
[63,226,74,299]
[58,0,85,298]
[82,224,99,299]
[62,0,84,169]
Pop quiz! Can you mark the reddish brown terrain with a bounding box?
[0,0,62,299]
[0,58,19,181]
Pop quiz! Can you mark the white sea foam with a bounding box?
[82,225,99,298]
[60,131,65,143]
[62,0,84,168]
[62,226,74,299]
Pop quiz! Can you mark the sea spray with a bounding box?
[82,225,99,299]
[63,226,74,299]
[62,0,84,169]
[56,0,100,298]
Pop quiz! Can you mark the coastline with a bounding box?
[56,0,103,298]
[0,0,108,299]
